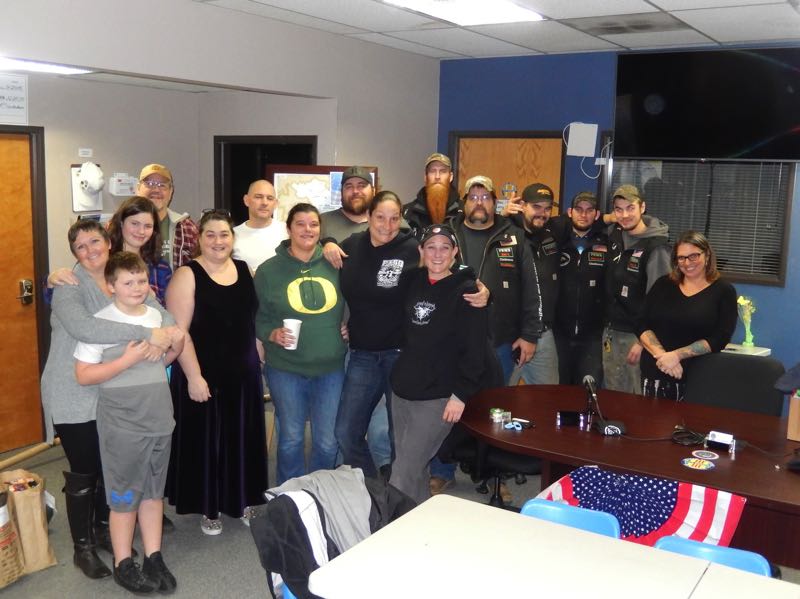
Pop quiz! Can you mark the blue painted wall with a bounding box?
[439,52,800,368]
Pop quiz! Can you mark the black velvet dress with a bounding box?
[167,259,267,518]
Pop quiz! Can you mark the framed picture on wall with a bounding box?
[265,164,378,222]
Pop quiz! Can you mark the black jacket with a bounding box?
[450,214,543,347]
[555,223,609,339]
[390,266,493,402]
[403,186,462,238]
[605,216,671,333]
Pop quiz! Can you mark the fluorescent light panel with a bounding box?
[0,57,93,75]
[383,0,543,26]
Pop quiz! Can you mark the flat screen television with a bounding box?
[614,48,800,161]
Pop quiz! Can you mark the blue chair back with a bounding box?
[520,498,620,538]
[654,535,771,576]
[283,583,298,599]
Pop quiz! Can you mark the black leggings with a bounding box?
[55,421,103,475]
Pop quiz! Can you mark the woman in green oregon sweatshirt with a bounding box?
[254,203,346,484]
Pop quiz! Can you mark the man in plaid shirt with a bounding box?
[137,164,198,272]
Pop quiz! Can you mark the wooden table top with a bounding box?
[460,385,800,513]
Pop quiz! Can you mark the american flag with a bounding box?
[537,466,746,546]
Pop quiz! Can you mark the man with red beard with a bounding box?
[403,153,462,237]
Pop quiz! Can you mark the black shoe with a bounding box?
[143,551,177,594]
[114,558,158,595]
[73,546,112,579]
[161,514,175,534]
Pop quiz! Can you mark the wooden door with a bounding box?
[0,133,43,451]
[456,136,563,212]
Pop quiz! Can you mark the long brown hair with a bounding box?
[107,196,161,266]
[669,230,720,284]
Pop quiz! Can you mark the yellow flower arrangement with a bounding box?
[737,295,756,347]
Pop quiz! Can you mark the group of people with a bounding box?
[40,154,737,593]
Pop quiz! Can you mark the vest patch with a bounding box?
[377,259,403,288]
[496,246,515,267]
[627,255,641,273]
[588,251,605,265]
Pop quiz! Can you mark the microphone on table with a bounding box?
[582,374,627,436]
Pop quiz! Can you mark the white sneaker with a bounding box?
[240,506,257,527]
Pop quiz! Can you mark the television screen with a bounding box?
[615,48,800,161]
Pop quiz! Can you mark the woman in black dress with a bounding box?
[638,231,737,400]
[165,211,267,535]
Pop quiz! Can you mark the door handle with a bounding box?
[16,279,34,305]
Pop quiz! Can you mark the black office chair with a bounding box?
[684,352,786,416]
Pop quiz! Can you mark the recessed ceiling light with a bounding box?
[384,0,543,26]
[0,57,93,75]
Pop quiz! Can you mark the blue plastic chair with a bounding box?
[520,498,621,538]
[654,535,771,576]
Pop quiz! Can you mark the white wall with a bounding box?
[27,74,202,269]
[3,0,441,255]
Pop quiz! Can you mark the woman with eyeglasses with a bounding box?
[638,231,737,400]
[107,196,172,306]
[165,210,267,535]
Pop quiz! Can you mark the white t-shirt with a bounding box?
[74,304,162,364]
[233,220,288,273]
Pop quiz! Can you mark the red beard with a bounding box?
[425,182,450,224]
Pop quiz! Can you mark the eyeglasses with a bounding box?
[467,194,493,203]
[140,179,171,189]
[676,252,703,264]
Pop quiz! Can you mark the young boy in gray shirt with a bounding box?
[75,252,183,594]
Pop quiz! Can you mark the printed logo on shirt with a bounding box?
[377,259,404,288]
[588,251,605,266]
[287,277,338,314]
[412,301,436,325]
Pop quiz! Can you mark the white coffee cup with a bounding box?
[283,318,302,350]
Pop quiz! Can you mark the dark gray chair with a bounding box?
[684,352,785,416]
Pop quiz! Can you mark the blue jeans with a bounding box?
[510,329,559,385]
[265,365,344,485]
[334,349,399,478]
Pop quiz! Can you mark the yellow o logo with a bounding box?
[287,277,338,314]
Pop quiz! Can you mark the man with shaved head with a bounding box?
[233,179,287,274]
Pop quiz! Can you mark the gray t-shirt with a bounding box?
[74,304,174,436]
[320,208,368,243]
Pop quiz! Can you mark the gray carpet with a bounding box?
[0,413,540,598]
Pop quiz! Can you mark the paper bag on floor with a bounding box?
[0,469,57,574]
[0,490,25,589]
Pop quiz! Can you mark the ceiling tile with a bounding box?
[349,33,462,58]
[387,28,532,57]
[676,4,800,42]
[208,0,366,34]
[564,11,689,36]
[470,21,621,53]
[651,0,778,9]
[251,0,438,31]
[602,29,716,49]
[514,0,657,19]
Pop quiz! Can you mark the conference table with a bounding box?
[459,385,800,568]
[308,495,799,599]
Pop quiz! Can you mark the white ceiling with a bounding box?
[195,0,800,59]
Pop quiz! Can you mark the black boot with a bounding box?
[95,478,137,558]
[63,471,112,579]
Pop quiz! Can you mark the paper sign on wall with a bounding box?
[0,74,28,125]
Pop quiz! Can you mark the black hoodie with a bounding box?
[390,266,495,402]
